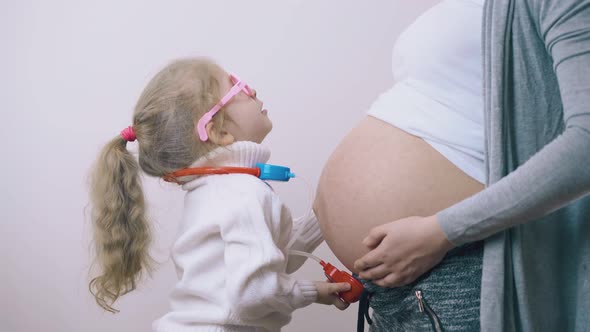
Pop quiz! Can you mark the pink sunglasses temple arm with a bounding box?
[196,112,215,141]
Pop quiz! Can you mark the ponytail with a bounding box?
[88,136,153,313]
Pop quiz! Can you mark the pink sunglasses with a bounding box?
[196,74,255,141]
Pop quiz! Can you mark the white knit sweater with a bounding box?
[153,141,323,332]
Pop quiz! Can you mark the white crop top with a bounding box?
[367,0,485,183]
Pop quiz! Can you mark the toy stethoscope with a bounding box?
[164,163,364,303]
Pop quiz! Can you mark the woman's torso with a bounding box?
[315,0,485,272]
[316,117,483,272]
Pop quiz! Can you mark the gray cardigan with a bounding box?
[437,0,590,331]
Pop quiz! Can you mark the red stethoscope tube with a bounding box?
[163,167,260,183]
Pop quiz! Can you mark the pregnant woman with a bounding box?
[318,0,590,331]
[316,0,486,330]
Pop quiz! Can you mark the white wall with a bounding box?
[1,1,437,331]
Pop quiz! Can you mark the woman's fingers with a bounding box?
[373,273,402,288]
[357,263,390,280]
[355,233,391,271]
[362,225,388,249]
[355,220,404,271]
[354,248,383,272]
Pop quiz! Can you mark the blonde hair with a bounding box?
[88,57,226,312]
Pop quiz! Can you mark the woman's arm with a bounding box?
[438,0,590,245]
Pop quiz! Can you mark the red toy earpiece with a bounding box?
[321,261,364,303]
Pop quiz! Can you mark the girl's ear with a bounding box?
[205,122,235,146]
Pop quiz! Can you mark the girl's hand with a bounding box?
[353,215,455,287]
[313,281,351,310]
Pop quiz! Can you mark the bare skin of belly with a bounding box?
[315,116,483,274]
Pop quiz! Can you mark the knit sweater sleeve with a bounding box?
[285,211,324,274]
[437,0,590,245]
[220,182,317,321]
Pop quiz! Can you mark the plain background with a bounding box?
[1,1,438,331]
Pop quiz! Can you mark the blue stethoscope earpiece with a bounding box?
[256,163,296,182]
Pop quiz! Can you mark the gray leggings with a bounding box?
[361,241,483,332]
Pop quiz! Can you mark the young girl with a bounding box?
[88,57,351,331]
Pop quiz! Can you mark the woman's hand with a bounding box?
[353,215,455,287]
[313,281,351,310]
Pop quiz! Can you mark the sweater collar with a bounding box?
[179,141,271,189]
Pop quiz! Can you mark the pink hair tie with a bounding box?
[120,126,136,142]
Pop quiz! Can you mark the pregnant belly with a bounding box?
[315,116,483,273]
